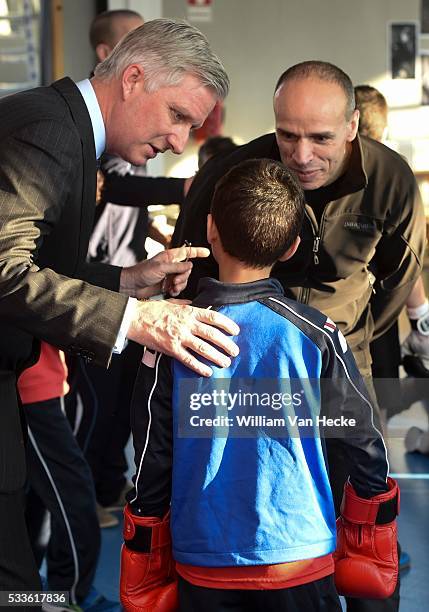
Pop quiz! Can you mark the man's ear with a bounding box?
[95,43,112,62]
[278,236,301,262]
[122,64,145,98]
[207,213,218,245]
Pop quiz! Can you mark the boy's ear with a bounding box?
[278,236,301,262]
[207,213,218,245]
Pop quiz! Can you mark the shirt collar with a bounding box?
[193,277,284,308]
[76,79,106,159]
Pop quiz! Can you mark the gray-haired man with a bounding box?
[0,19,237,592]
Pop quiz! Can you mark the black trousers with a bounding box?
[178,574,342,612]
[0,371,41,593]
[370,322,404,420]
[66,341,143,507]
[25,397,100,604]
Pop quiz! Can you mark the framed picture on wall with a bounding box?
[422,0,429,36]
[390,22,417,79]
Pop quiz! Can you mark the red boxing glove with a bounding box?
[120,505,178,612]
[334,477,399,599]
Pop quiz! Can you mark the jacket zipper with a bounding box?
[301,286,310,304]
[300,208,320,304]
[313,236,320,265]
[314,203,330,266]
[304,207,322,267]
[368,270,376,294]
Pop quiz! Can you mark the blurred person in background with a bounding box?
[355,85,429,384]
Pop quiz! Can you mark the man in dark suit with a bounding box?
[0,19,237,592]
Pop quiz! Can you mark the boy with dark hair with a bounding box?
[121,159,399,611]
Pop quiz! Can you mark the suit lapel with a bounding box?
[51,77,98,263]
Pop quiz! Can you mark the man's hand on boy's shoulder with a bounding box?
[128,299,239,377]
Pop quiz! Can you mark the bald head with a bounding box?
[274,68,359,190]
[275,61,355,121]
[90,9,144,62]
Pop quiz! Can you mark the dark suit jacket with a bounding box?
[0,77,129,372]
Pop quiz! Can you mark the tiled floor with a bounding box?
[94,410,429,610]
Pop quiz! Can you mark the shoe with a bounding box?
[105,481,133,512]
[399,550,411,572]
[96,503,119,529]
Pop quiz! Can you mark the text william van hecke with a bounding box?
[235,415,356,427]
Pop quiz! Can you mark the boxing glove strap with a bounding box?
[124,524,152,553]
[375,495,399,525]
[123,505,171,553]
[340,477,399,525]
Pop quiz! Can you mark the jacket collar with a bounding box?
[51,77,95,157]
[193,277,284,307]
[50,77,97,263]
[338,133,368,194]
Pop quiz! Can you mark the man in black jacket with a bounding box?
[174,60,424,379]
[173,60,425,612]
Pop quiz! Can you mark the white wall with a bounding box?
[63,0,97,80]
[108,0,162,21]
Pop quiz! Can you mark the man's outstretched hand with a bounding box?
[127,299,240,377]
[120,245,209,299]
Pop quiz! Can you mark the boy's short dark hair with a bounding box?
[211,158,304,268]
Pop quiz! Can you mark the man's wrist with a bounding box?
[407,298,429,321]
[119,266,137,297]
[407,299,429,335]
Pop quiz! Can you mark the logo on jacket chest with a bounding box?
[343,219,377,234]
